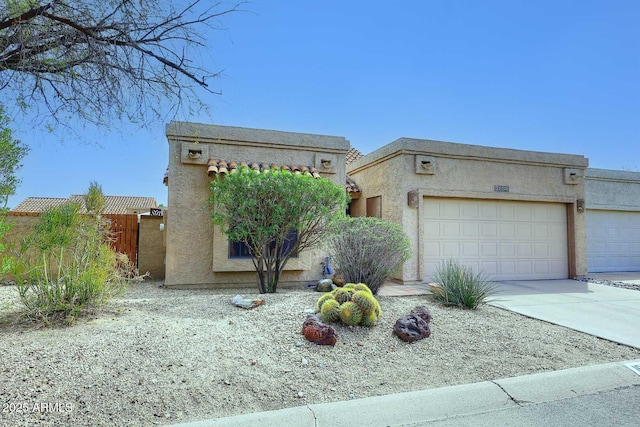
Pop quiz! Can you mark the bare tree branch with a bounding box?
[0,0,245,130]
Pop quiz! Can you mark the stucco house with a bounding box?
[164,121,640,288]
[163,121,353,288]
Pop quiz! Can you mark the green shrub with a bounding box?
[12,182,130,324]
[326,217,411,294]
[431,260,497,309]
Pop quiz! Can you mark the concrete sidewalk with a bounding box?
[489,279,640,349]
[171,360,640,427]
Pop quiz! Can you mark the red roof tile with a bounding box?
[207,159,321,179]
[346,176,361,195]
[163,157,362,197]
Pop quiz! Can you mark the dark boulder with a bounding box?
[410,306,432,324]
[393,306,432,343]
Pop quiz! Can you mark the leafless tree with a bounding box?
[0,0,242,129]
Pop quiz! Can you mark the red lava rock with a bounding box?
[301,315,337,346]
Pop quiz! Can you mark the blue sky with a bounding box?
[7,0,639,208]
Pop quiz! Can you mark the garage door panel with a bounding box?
[462,242,479,257]
[442,242,460,257]
[500,223,515,238]
[423,199,568,281]
[462,223,479,237]
[482,242,498,256]
[516,224,532,238]
[481,224,498,237]
[586,209,640,272]
[517,242,533,256]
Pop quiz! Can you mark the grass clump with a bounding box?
[11,182,131,325]
[431,259,497,309]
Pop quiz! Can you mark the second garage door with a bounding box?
[586,210,640,272]
[423,198,568,281]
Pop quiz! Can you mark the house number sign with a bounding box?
[494,185,510,193]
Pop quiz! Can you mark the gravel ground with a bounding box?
[1,280,639,427]
[576,276,640,291]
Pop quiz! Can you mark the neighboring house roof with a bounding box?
[346,147,364,165]
[11,195,157,215]
[11,197,68,213]
[206,159,322,178]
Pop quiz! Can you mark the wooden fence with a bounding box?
[104,214,139,266]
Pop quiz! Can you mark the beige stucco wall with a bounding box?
[585,168,640,211]
[1,214,38,281]
[164,121,350,288]
[138,216,165,279]
[348,138,589,283]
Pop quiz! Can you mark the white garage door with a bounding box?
[423,198,568,281]
[586,210,640,272]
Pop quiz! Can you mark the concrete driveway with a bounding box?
[489,274,640,349]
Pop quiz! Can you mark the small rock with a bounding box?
[316,279,333,292]
[301,358,308,365]
[301,315,337,346]
[393,309,431,343]
[332,273,345,286]
[251,360,257,366]
[297,391,305,398]
[223,380,231,386]
[295,342,303,348]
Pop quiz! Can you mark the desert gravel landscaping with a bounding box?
[1,281,639,426]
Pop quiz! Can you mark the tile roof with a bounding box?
[206,159,321,178]
[346,147,364,165]
[163,156,362,198]
[11,195,157,215]
[11,197,68,213]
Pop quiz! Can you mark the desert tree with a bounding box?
[210,168,348,294]
[0,104,28,274]
[0,0,243,129]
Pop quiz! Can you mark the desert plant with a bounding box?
[431,259,497,309]
[316,283,380,327]
[326,217,411,294]
[360,311,379,327]
[0,105,28,276]
[351,290,376,314]
[317,292,335,311]
[211,167,348,293]
[320,299,341,323]
[12,183,130,324]
[338,301,363,326]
